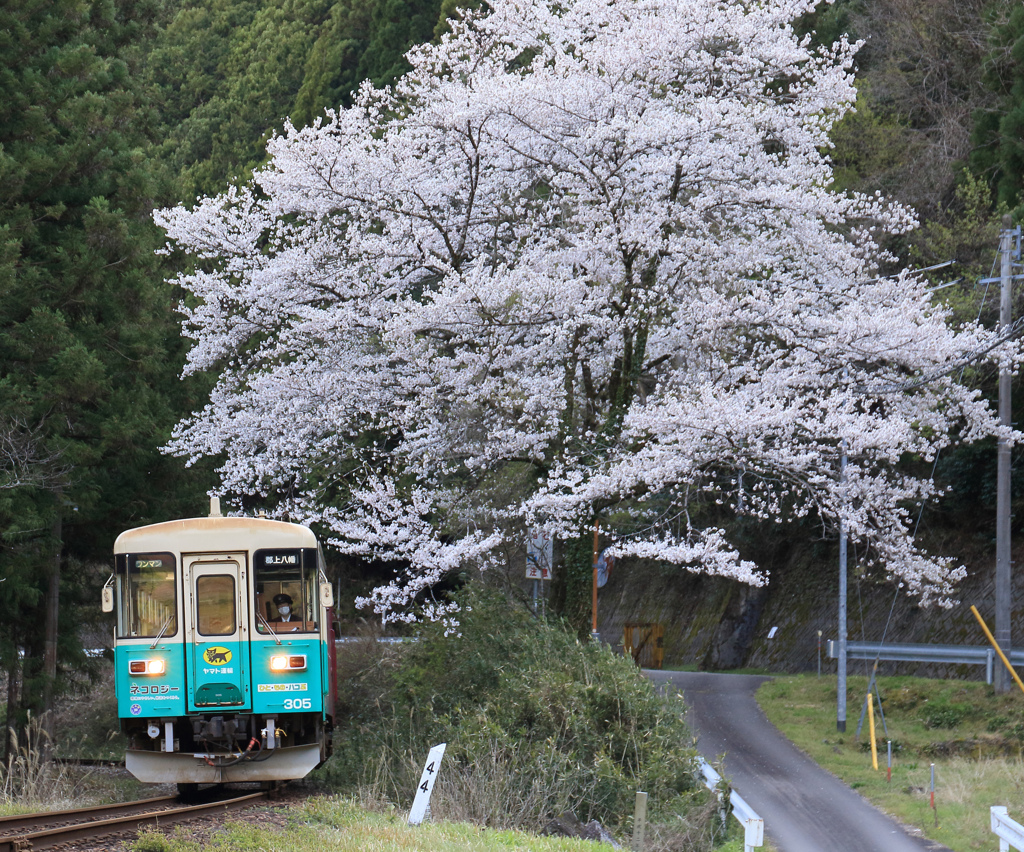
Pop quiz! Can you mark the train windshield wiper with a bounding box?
[256,611,282,645]
[150,615,174,649]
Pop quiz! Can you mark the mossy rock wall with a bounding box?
[588,526,1024,679]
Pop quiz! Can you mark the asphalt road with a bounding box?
[647,671,951,852]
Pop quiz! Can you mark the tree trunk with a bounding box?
[551,530,596,640]
[5,653,21,763]
[41,508,61,740]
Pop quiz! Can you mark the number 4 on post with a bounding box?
[408,742,447,825]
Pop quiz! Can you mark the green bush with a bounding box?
[922,702,969,730]
[986,715,1009,733]
[321,586,702,834]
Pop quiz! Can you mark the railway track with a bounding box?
[0,790,269,851]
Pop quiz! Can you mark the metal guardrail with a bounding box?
[826,640,1024,685]
[335,636,410,644]
[698,758,763,851]
[992,806,1024,851]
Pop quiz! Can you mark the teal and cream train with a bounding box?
[105,499,336,794]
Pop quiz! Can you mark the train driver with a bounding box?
[272,593,300,630]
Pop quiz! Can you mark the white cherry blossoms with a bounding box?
[156,0,1019,620]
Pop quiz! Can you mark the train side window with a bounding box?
[254,548,316,633]
[302,566,316,625]
[116,553,177,639]
[196,574,236,636]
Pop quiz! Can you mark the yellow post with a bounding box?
[867,692,878,770]
[970,606,1024,697]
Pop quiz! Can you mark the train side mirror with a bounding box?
[319,582,334,608]
[101,574,114,613]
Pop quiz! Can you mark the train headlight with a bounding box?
[270,654,306,671]
[129,659,165,675]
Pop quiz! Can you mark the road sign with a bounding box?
[527,530,553,580]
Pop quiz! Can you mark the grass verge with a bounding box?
[131,796,751,852]
[757,673,1024,852]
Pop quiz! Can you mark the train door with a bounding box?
[184,554,252,712]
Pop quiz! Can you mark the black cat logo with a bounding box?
[203,647,232,665]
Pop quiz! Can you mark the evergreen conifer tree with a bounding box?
[0,0,185,741]
[972,2,1024,217]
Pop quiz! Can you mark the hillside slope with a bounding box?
[596,523,1022,679]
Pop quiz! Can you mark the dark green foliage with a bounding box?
[813,0,996,218]
[433,0,479,39]
[325,586,700,829]
[149,0,330,199]
[148,0,457,202]
[922,702,970,730]
[0,0,213,733]
[291,1,375,126]
[359,0,445,88]
[549,531,595,639]
[908,170,1007,285]
[828,88,912,197]
[794,0,860,48]
[972,1,1024,219]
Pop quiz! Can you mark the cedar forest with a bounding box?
[1,0,1023,749]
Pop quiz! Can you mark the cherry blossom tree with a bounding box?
[157,0,1018,621]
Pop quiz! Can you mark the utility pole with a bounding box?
[837,439,848,731]
[995,214,1014,693]
[591,520,600,643]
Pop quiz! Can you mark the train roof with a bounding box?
[114,514,318,555]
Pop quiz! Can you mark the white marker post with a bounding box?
[633,791,648,851]
[408,742,447,825]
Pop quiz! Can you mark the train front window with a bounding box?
[115,553,177,639]
[254,548,317,633]
[196,574,237,636]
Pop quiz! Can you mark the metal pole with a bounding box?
[867,692,878,770]
[838,439,848,732]
[855,660,879,738]
[996,214,1014,694]
[930,763,937,827]
[591,520,600,642]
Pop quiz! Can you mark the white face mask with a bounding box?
[278,606,291,616]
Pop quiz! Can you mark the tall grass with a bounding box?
[433,737,590,827]
[758,674,1024,851]
[0,713,90,810]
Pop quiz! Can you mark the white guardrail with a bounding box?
[698,758,763,851]
[826,640,1024,685]
[992,807,1024,851]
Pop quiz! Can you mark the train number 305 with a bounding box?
[283,698,313,710]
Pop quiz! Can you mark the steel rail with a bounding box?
[0,795,178,834]
[0,791,267,851]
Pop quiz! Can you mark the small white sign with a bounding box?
[527,530,553,580]
[408,742,446,825]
